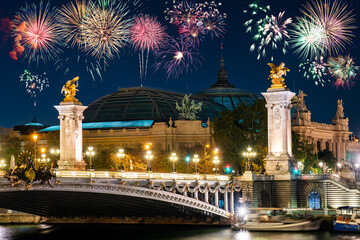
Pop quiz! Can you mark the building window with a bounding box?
[308,191,321,209]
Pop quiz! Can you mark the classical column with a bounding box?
[230,191,234,214]
[262,87,295,176]
[194,190,198,200]
[55,104,87,170]
[214,190,219,207]
[54,77,87,170]
[204,189,209,203]
[224,191,228,212]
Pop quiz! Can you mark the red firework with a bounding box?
[130,15,166,52]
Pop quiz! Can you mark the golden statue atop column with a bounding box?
[267,62,290,89]
[61,76,80,104]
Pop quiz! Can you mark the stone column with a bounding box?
[262,88,295,176]
[230,191,234,214]
[214,190,219,207]
[194,190,198,200]
[204,189,209,203]
[224,191,228,212]
[55,102,87,170]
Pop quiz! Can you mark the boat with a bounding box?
[233,208,323,232]
[334,206,360,232]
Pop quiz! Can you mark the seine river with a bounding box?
[0,225,359,240]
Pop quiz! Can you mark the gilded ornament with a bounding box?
[61,76,80,103]
[267,62,290,89]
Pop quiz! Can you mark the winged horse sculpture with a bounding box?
[267,62,290,88]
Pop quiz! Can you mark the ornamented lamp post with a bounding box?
[86,146,95,170]
[32,134,38,160]
[170,153,178,173]
[185,156,191,174]
[0,160,6,169]
[213,155,220,175]
[145,151,153,172]
[55,77,87,170]
[193,154,200,174]
[242,146,256,171]
[261,63,295,176]
[117,149,125,171]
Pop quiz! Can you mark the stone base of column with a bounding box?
[265,153,294,176]
[242,171,257,181]
[58,159,87,170]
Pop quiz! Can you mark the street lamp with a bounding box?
[145,150,153,172]
[213,155,220,175]
[0,160,6,169]
[170,152,178,173]
[117,149,125,171]
[193,154,200,174]
[185,156,191,174]
[86,146,95,169]
[32,134,38,160]
[242,146,257,171]
[50,149,60,166]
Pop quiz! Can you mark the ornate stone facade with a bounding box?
[292,90,358,162]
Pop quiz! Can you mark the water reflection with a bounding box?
[0,225,359,240]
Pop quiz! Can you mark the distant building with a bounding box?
[292,90,360,163]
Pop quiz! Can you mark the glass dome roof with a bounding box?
[83,87,227,123]
[195,55,258,110]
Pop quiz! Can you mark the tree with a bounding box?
[212,99,267,173]
[318,149,337,171]
[292,131,319,174]
[176,94,202,120]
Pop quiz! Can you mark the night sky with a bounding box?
[1,0,360,136]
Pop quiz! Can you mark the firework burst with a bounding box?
[19,69,49,106]
[82,1,131,60]
[165,0,226,43]
[130,15,166,85]
[58,0,89,49]
[299,56,328,86]
[154,36,203,79]
[328,55,359,89]
[292,0,356,60]
[13,2,62,64]
[250,11,292,61]
[243,1,271,33]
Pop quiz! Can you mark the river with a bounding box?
[0,225,359,240]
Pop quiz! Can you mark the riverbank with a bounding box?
[0,213,41,224]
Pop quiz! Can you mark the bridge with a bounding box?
[0,171,243,224]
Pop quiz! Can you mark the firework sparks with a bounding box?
[82,1,131,60]
[249,11,292,61]
[299,56,328,86]
[243,1,270,33]
[289,16,326,60]
[328,55,359,89]
[130,15,166,85]
[154,36,203,79]
[58,0,89,49]
[165,0,226,43]
[13,2,62,64]
[19,69,49,106]
[292,0,356,59]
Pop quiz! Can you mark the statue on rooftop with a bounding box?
[61,76,80,103]
[335,99,344,119]
[267,62,290,89]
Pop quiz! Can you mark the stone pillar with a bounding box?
[214,190,219,207]
[55,102,87,170]
[224,191,228,212]
[262,88,295,176]
[194,190,198,200]
[230,191,234,214]
[204,190,209,203]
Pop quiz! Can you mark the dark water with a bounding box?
[1,225,360,240]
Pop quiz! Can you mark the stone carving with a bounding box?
[296,90,308,111]
[61,76,80,103]
[336,99,344,119]
[267,62,290,89]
